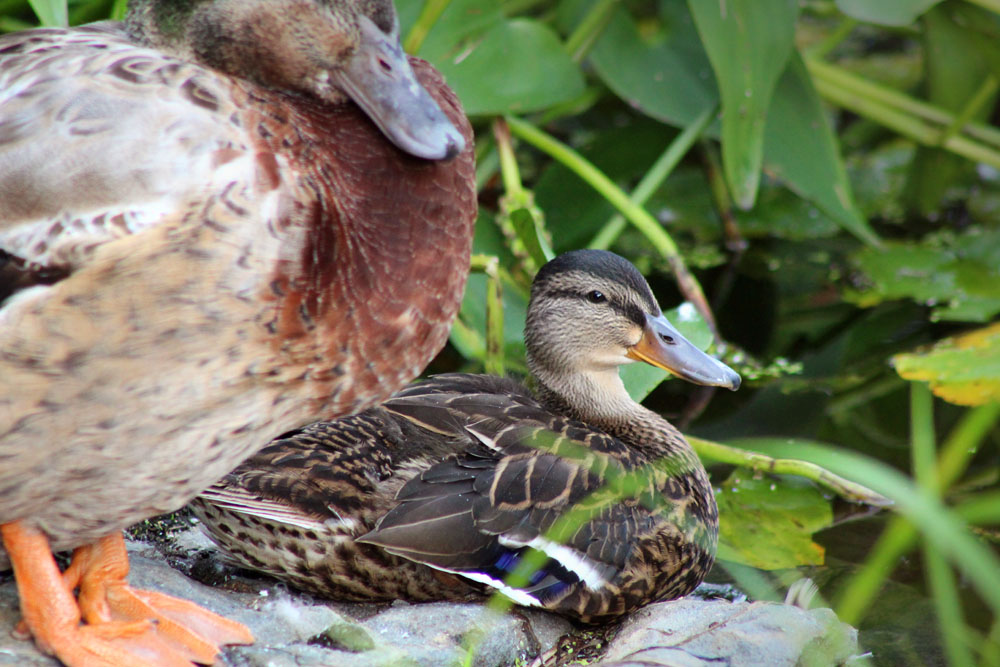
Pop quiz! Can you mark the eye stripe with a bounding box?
[543,289,647,327]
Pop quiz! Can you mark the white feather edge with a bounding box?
[408,561,544,608]
[464,424,503,452]
[499,534,609,590]
[197,487,352,533]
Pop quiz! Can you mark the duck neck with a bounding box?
[529,361,690,462]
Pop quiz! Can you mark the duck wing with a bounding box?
[359,377,657,608]
[196,413,406,532]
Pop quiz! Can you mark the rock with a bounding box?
[0,534,859,667]
[597,599,859,667]
[0,537,572,667]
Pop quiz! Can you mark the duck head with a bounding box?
[126,0,465,160]
[525,249,740,419]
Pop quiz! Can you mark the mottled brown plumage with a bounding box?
[0,0,475,664]
[194,250,740,623]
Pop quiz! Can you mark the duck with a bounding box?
[192,249,741,623]
[0,0,476,664]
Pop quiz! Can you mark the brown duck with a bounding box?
[193,250,740,623]
[0,0,476,664]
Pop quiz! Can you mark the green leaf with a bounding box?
[836,0,944,27]
[905,6,998,214]
[765,53,879,245]
[894,322,1000,406]
[27,0,67,26]
[688,0,798,209]
[848,228,1000,322]
[404,0,503,63]
[716,469,833,570]
[587,2,717,127]
[428,18,584,115]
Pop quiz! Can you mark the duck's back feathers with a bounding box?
[196,373,717,621]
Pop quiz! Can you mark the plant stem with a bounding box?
[807,58,1000,158]
[589,103,718,251]
[923,543,974,667]
[806,17,858,59]
[688,436,891,506]
[834,402,1000,625]
[505,115,719,334]
[910,382,935,488]
[965,0,1000,14]
[563,0,618,62]
[940,75,999,145]
[493,118,524,200]
[403,0,453,54]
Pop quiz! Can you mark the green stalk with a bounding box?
[835,403,1000,625]
[589,103,718,251]
[813,76,1000,169]
[27,0,66,26]
[923,544,974,667]
[808,58,1000,154]
[937,402,1000,488]
[940,75,999,145]
[505,115,718,333]
[910,383,935,488]
[484,258,505,377]
[789,443,1000,615]
[688,436,891,506]
[111,0,128,20]
[495,119,524,200]
[403,0,453,54]
[966,0,1000,14]
[956,490,1000,524]
[805,17,858,59]
[836,518,915,625]
[563,0,618,62]
[506,116,679,257]
[910,383,973,666]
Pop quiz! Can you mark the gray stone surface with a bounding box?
[598,599,859,667]
[0,533,857,667]
[0,535,573,667]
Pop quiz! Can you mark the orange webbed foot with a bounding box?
[1,521,253,667]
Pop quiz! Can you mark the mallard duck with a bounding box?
[193,250,740,623]
[0,0,476,664]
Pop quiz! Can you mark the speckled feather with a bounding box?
[194,252,726,624]
[0,19,475,564]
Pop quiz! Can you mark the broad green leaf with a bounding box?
[27,0,66,26]
[688,0,798,209]
[847,228,1000,322]
[836,0,944,26]
[905,6,998,214]
[894,323,1000,406]
[716,469,833,570]
[765,53,879,245]
[585,3,868,242]
[429,19,584,115]
[588,2,717,128]
[404,0,503,64]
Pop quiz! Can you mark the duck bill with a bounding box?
[625,313,741,391]
[332,16,465,161]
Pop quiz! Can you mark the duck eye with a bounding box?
[587,290,606,303]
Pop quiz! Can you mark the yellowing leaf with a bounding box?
[716,469,832,570]
[893,322,1000,406]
